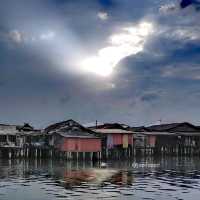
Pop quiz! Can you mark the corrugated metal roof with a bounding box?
[136,131,200,136]
[56,131,99,138]
[146,122,200,132]
[45,119,100,138]
[0,124,42,136]
[92,128,134,134]
[138,132,176,136]
[89,123,130,130]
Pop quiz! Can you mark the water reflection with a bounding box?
[0,157,200,200]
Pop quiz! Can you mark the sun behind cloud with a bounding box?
[80,21,154,77]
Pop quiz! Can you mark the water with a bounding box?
[0,157,200,200]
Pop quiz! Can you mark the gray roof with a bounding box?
[0,124,41,136]
[131,122,200,133]
[45,119,100,138]
[55,131,99,138]
[137,131,200,136]
[92,128,134,134]
[89,123,130,130]
[146,122,200,132]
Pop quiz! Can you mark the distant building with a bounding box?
[0,123,44,158]
[0,124,19,147]
[0,123,42,148]
[131,122,200,155]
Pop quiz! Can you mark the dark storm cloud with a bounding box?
[108,5,200,125]
[59,95,71,105]
[0,0,200,127]
[0,81,5,87]
[99,0,114,8]
[140,93,160,102]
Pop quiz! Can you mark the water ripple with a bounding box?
[0,158,200,200]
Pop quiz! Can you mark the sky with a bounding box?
[0,0,200,128]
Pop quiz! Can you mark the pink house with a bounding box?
[45,120,102,159]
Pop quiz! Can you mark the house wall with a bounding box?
[147,135,157,147]
[107,134,133,146]
[56,137,101,152]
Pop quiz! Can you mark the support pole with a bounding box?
[26,148,29,158]
[90,152,93,161]
[106,149,108,160]
[39,149,42,158]
[9,149,12,159]
[77,152,79,161]
[99,152,102,160]
[35,149,38,158]
[50,149,53,158]
[21,149,24,157]
[69,152,72,160]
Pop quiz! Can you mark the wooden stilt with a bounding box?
[26,148,29,158]
[99,152,102,160]
[9,149,12,159]
[77,152,79,161]
[21,149,24,157]
[90,152,93,161]
[39,149,42,158]
[35,149,38,158]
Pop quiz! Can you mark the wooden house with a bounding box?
[17,123,44,147]
[44,119,102,160]
[0,124,18,147]
[0,123,43,147]
[91,123,134,159]
[131,122,200,155]
[0,123,44,158]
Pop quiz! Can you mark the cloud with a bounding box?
[140,92,160,102]
[99,0,113,8]
[161,64,200,80]
[1,0,200,126]
[8,30,24,44]
[80,20,154,76]
[1,29,56,45]
[162,25,200,42]
[97,12,109,20]
[60,95,70,105]
[159,2,178,14]
[0,81,5,87]
[39,31,55,41]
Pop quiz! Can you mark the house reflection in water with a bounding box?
[61,168,134,188]
[109,171,134,186]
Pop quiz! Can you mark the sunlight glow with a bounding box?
[80,21,154,77]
